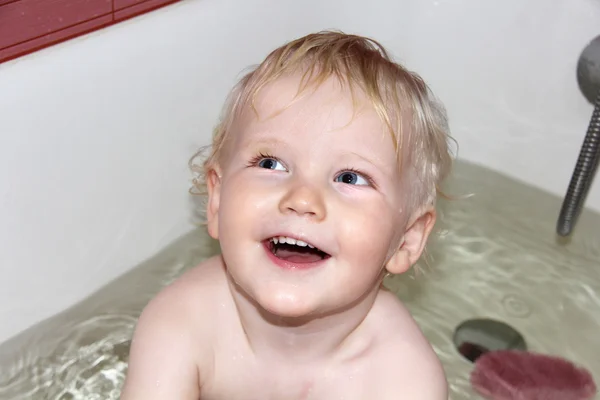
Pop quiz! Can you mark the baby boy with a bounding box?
[121,31,453,399]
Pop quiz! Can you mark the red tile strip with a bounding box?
[0,0,180,64]
[0,0,112,49]
[0,14,113,63]
[114,0,145,11]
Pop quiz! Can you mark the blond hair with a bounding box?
[190,30,454,215]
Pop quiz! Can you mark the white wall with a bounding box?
[0,0,599,344]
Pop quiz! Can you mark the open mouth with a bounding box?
[265,236,330,264]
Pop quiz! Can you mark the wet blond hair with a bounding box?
[190,30,454,216]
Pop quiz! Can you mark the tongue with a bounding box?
[274,248,323,263]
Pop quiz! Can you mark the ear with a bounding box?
[385,207,436,275]
[206,167,222,240]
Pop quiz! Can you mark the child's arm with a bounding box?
[120,294,201,399]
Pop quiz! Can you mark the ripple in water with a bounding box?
[0,315,135,400]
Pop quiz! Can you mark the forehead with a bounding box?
[253,73,351,118]
[236,73,391,147]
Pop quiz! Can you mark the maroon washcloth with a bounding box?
[470,350,597,400]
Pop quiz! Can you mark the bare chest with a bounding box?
[200,355,373,400]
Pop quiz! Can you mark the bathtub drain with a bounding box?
[453,318,526,362]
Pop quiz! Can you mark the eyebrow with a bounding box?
[243,137,288,150]
[348,151,388,172]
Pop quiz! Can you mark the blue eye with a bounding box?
[335,171,369,186]
[258,158,286,171]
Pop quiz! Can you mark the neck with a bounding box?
[228,277,382,364]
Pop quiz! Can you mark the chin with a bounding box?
[252,285,323,320]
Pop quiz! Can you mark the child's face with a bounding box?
[207,73,431,318]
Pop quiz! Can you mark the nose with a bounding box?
[278,181,326,221]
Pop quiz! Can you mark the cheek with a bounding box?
[336,199,400,261]
[218,174,280,227]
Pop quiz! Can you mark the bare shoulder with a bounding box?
[134,254,229,347]
[121,255,228,399]
[137,254,228,334]
[366,289,448,400]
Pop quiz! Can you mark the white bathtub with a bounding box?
[0,0,599,397]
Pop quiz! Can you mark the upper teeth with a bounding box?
[271,236,314,248]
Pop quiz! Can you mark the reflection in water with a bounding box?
[0,160,599,400]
